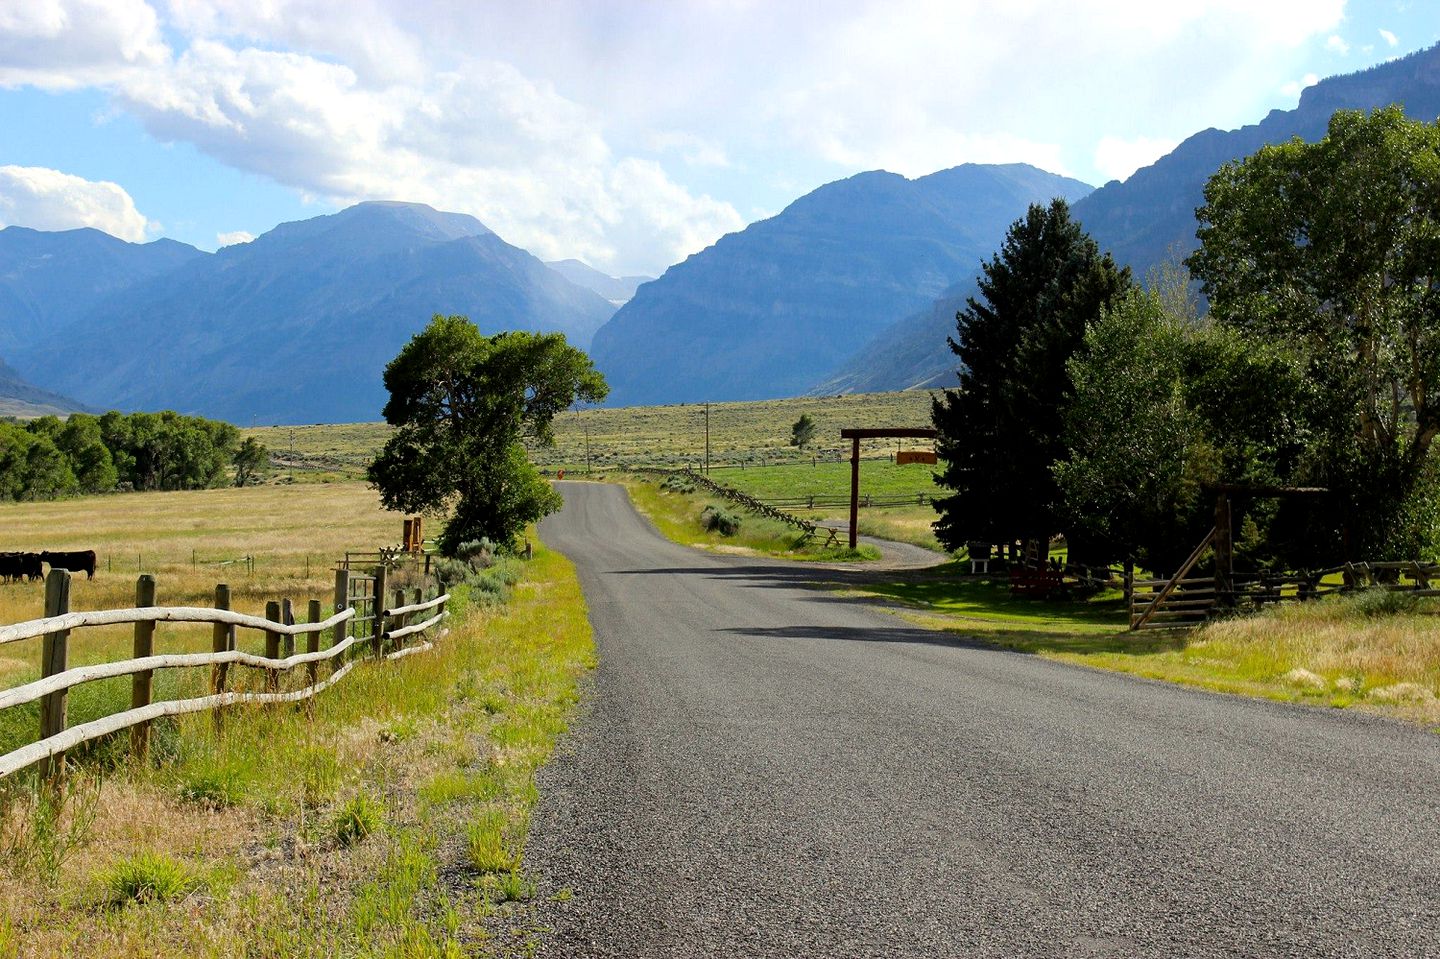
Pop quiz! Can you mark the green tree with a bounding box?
[790,414,816,449]
[932,199,1131,556]
[367,316,608,553]
[233,437,269,487]
[1055,286,1318,573]
[56,414,118,493]
[1188,106,1440,559]
[0,422,77,501]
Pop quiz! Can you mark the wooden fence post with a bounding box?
[281,598,295,657]
[130,574,156,761]
[264,600,282,692]
[333,568,351,669]
[392,587,407,655]
[371,565,388,661]
[40,569,72,780]
[307,599,322,689]
[211,584,232,732]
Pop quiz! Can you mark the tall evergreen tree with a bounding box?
[932,199,1130,555]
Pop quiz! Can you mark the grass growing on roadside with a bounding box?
[858,565,1440,727]
[0,536,596,957]
[620,474,880,562]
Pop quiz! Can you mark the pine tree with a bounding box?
[932,199,1130,556]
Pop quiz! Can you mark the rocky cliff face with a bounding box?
[589,163,1093,407]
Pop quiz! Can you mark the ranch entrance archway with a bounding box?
[840,428,938,548]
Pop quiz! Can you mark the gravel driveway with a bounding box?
[527,481,1440,958]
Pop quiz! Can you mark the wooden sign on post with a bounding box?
[896,450,938,466]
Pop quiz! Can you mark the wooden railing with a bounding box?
[0,565,449,781]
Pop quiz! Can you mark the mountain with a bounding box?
[588,163,1093,406]
[546,259,652,305]
[10,202,619,424]
[820,42,1440,396]
[0,357,91,418]
[0,226,203,355]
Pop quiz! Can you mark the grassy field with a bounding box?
[0,484,596,956]
[851,565,1440,728]
[620,475,878,562]
[247,390,939,479]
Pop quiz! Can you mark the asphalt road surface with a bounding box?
[529,481,1440,958]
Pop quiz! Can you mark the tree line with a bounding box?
[0,411,267,501]
[935,106,1440,574]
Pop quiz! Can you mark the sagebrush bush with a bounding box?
[700,504,741,536]
[661,475,695,494]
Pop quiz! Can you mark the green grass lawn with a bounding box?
[706,459,939,502]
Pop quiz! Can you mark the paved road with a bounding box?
[529,482,1440,958]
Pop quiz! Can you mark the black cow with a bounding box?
[40,550,97,580]
[18,553,42,582]
[0,553,20,583]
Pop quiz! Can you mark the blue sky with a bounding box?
[1,1,1437,276]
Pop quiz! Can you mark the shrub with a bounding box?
[332,792,383,847]
[1346,588,1421,618]
[661,474,695,494]
[700,504,741,536]
[97,851,203,906]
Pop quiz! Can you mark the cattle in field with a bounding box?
[0,553,42,583]
[40,550,97,580]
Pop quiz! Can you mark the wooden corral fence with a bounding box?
[635,468,842,547]
[0,557,449,781]
[757,492,933,510]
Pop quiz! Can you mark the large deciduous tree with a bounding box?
[367,315,607,553]
[932,199,1131,555]
[1187,106,1440,558]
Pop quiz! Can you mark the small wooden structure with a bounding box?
[839,428,938,548]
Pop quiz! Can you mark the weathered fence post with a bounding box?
[333,567,351,668]
[39,569,72,780]
[306,599,322,689]
[371,565,388,661]
[211,584,232,731]
[130,574,156,760]
[264,600,282,692]
[392,586,407,656]
[281,598,295,657]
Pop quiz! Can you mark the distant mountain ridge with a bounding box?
[6,202,619,424]
[589,163,1094,407]
[819,42,1440,396]
[546,259,652,305]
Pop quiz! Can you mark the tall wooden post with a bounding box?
[130,575,157,760]
[211,584,232,731]
[849,436,861,549]
[333,568,351,655]
[1214,492,1234,609]
[306,599,322,691]
[371,565,388,661]
[392,587,407,656]
[39,569,71,780]
[264,600,282,692]
[281,598,295,657]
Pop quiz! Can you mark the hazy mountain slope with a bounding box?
[589,163,1093,407]
[12,202,618,424]
[820,42,1440,396]
[0,226,203,354]
[546,259,652,305]
[1075,41,1440,279]
[0,357,91,417]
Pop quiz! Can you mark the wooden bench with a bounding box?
[1009,566,1068,599]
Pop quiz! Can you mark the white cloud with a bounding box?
[1093,135,1181,183]
[1325,34,1350,55]
[1280,73,1321,98]
[0,0,167,90]
[216,229,253,246]
[0,0,1357,272]
[1379,28,1399,47]
[0,165,151,240]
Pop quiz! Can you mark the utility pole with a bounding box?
[584,414,592,474]
[704,402,711,476]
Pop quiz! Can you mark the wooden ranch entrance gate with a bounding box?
[839,428,938,548]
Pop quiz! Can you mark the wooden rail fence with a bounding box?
[635,468,843,546]
[0,562,450,781]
